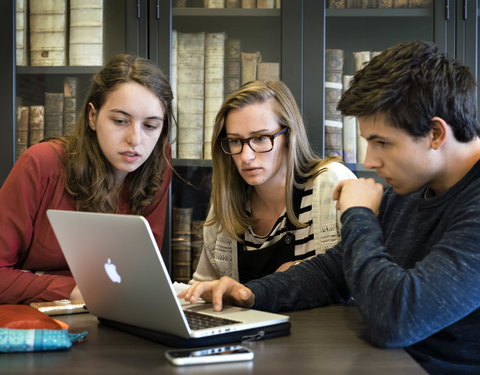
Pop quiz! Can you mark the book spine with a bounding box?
[225,0,241,7]
[191,220,205,274]
[171,207,193,283]
[177,32,205,159]
[362,0,377,7]
[241,51,261,85]
[342,75,356,164]
[328,0,346,8]
[325,49,344,158]
[377,0,393,6]
[224,38,241,97]
[204,0,225,7]
[63,77,78,135]
[257,62,280,81]
[204,32,225,159]
[16,0,28,66]
[257,0,275,8]
[241,0,257,8]
[29,105,45,146]
[353,51,371,71]
[29,0,67,66]
[173,0,188,6]
[393,0,409,7]
[69,0,103,66]
[408,0,431,7]
[324,82,343,158]
[16,106,29,158]
[44,92,64,138]
[346,0,362,7]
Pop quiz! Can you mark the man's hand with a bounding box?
[332,178,383,216]
[178,276,255,312]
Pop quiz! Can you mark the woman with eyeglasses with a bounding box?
[191,80,356,284]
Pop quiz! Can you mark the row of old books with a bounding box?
[16,0,103,66]
[327,0,431,7]
[174,0,281,8]
[172,31,280,160]
[171,207,205,283]
[325,49,382,164]
[16,77,78,159]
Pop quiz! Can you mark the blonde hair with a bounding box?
[209,80,338,241]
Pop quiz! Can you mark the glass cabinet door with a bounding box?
[169,0,283,282]
[171,1,282,161]
[323,1,434,172]
[14,0,141,162]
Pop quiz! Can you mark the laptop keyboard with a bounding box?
[184,309,242,330]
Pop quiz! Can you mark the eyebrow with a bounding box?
[365,134,391,142]
[110,109,164,122]
[225,129,274,137]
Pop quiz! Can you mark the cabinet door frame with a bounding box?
[0,0,148,185]
[303,0,326,157]
[0,0,15,185]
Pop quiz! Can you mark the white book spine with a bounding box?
[177,32,205,159]
[204,0,225,7]
[69,0,103,66]
[29,0,67,66]
[241,51,261,85]
[16,0,27,66]
[342,75,356,164]
[353,51,371,72]
[204,32,225,159]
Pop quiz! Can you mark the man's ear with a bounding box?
[430,116,448,150]
[88,103,97,130]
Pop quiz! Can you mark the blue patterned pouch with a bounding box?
[0,304,88,352]
[0,328,87,352]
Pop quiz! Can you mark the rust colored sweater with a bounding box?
[0,141,171,304]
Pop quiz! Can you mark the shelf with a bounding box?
[173,158,213,167]
[173,8,280,17]
[327,8,431,17]
[16,66,102,75]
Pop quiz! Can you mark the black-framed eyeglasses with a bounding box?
[219,127,288,155]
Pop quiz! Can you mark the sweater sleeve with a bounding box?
[191,209,222,283]
[312,162,357,253]
[0,143,76,304]
[340,205,480,348]
[245,244,350,312]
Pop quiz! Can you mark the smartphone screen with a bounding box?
[165,345,254,366]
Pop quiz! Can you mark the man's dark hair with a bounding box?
[338,40,479,142]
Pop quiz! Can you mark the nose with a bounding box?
[362,145,381,170]
[126,123,142,146]
[239,142,256,163]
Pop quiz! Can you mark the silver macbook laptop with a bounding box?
[47,209,290,345]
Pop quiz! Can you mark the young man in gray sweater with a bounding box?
[180,41,480,375]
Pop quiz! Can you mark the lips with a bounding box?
[242,167,260,173]
[120,150,140,157]
[120,151,141,162]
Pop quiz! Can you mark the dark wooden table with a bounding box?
[1,305,427,374]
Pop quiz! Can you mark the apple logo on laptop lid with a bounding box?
[104,258,122,283]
